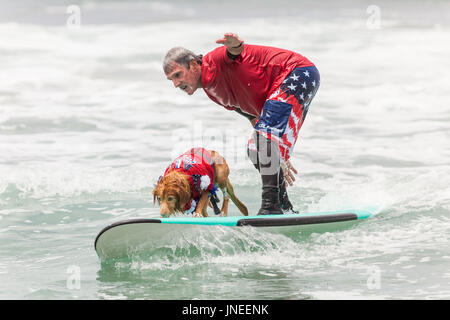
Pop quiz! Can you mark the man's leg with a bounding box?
[251,65,321,215]
[248,136,293,213]
[254,130,283,215]
[253,96,291,216]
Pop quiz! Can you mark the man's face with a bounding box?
[165,61,202,95]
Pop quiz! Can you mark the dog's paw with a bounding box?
[219,212,227,217]
[193,212,202,218]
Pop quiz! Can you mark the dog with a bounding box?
[153,148,248,218]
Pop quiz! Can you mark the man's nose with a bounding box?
[173,79,180,88]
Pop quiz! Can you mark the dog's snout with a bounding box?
[159,203,173,217]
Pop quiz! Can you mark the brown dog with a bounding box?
[153,149,248,218]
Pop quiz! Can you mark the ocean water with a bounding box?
[1,0,450,300]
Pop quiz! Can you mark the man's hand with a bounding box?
[216,33,244,56]
[281,160,298,187]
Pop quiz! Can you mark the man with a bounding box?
[163,33,320,215]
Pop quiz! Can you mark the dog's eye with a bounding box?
[167,196,175,202]
[157,197,162,202]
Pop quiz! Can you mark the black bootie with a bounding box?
[257,186,283,215]
[255,132,283,215]
[248,146,294,214]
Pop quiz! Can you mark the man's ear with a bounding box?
[189,59,200,70]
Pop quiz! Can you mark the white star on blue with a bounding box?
[290,73,300,81]
[279,67,319,112]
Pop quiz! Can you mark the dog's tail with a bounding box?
[225,178,248,216]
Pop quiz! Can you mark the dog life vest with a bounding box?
[201,44,314,117]
[163,148,216,214]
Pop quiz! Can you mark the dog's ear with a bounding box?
[152,190,157,205]
[152,188,158,206]
[152,179,162,206]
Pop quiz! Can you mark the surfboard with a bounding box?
[95,207,379,262]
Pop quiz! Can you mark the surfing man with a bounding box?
[163,33,320,215]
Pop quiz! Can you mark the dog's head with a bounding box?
[153,171,191,217]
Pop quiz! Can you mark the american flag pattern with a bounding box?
[163,148,216,214]
[249,66,320,162]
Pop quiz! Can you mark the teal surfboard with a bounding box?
[95,207,379,261]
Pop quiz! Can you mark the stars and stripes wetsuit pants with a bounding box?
[248,65,320,163]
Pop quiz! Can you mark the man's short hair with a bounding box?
[163,47,203,74]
